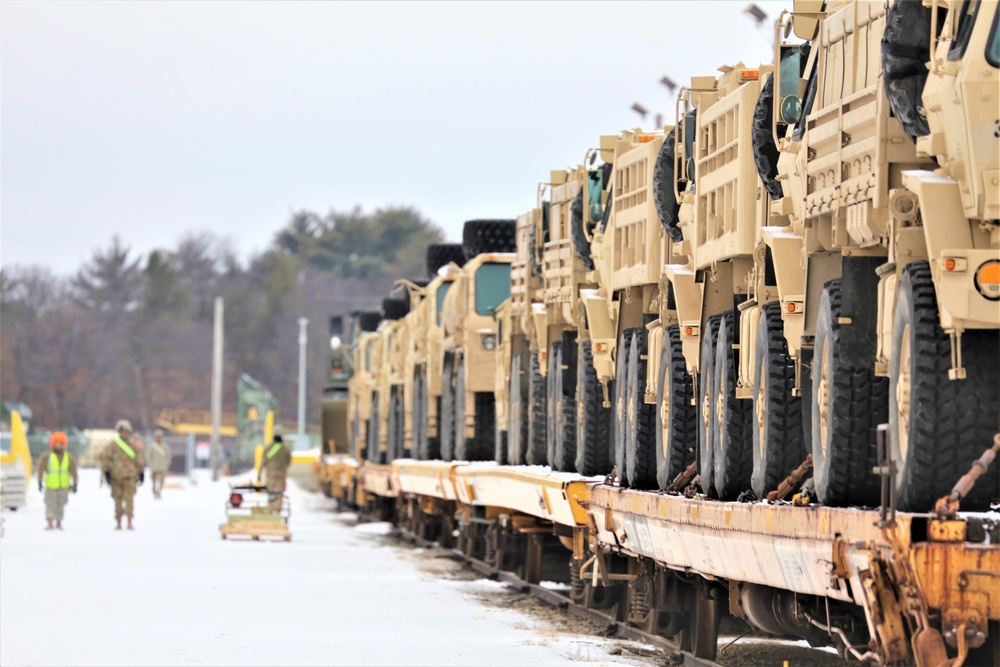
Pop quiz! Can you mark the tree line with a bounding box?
[1,205,443,433]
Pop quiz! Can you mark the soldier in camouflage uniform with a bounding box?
[146,429,172,499]
[100,419,145,530]
[258,434,291,511]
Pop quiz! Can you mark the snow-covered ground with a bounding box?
[0,468,649,667]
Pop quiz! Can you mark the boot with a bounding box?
[56,521,63,530]
[46,518,54,530]
[115,517,122,530]
[127,518,134,530]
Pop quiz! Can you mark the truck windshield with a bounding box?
[988,5,999,67]
[475,263,511,316]
[436,281,452,325]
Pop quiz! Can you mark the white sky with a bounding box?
[1,0,788,275]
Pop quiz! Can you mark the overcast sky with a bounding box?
[2,0,788,275]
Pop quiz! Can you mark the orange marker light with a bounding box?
[684,326,693,335]
[787,302,796,313]
[740,69,760,81]
[944,258,957,271]
[638,135,655,143]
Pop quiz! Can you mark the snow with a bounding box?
[1,469,645,667]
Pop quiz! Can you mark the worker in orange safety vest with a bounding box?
[35,431,79,530]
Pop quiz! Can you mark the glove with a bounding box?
[38,482,43,493]
[104,471,112,485]
[137,471,145,486]
[71,484,77,493]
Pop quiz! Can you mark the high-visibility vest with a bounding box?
[266,443,282,460]
[45,452,70,490]
[115,437,136,459]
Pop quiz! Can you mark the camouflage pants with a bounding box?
[110,478,137,520]
[44,488,69,522]
[266,476,286,512]
[151,472,167,496]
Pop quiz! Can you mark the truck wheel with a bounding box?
[547,343,561,467]
[652,130,682,242]
[529,224,545,285]
[454,360,472,460]
[812,281,886,507]
[712,312,753,500]
[495,419,507,465]
[366,395,383,464]
[526,350,548,465]
[508,352,528,465]
[358,311,381,332]
[575,340,612,476]
[426,243,466,277]
[440,356,457,461]
[570,190,595,271]
[656,325,697,490]
[553,343,578,472]
[412,372,426,460]
[427,396,441,461]
[387,387,405,461]
[626,328,657,489]
[751,302,805,498]
[382,297,408,320]
[698,316,722,496]
[882,0,938,142]
[890,262,1000,511]
[612,331,632,485]
[473,392,496,462]
[751,75,783,201]
[462,219,517,260]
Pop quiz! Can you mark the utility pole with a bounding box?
[297,317,308,451]
[210,296,224,481]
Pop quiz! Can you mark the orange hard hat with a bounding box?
[50,431,68,447]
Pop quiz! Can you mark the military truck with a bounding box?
[346,310,384,461]
[321,315,352,456]
[438,220,516,461]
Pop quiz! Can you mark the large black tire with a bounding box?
[387,387,405,461]
[507,352,528,465]
[613,331,632,485]
[575,340,612,476]
[472,392,496,462]
[626,328,658,489]
[427,396,442,461]
[529,223,545,285]
[890,262,1000,511]
[382,298,408,321]
[698,317,722,496]
[652,130,682,242]
[526,350,548,465]
[358,311,381,333]
[570,190,595,271]
[546,343,560,468]
[882,0,940,142]
[547,342,577,471]
[752,75,783,201]
[412,371,427,460]
[366,394,383,463]
[426,243,466,277]
[812,281,886,507]
[494,419,508,465]
[751,302,806,497]
[656,326,697,490]
[440,355,457,461]
[712,312,753,500]
[454,360,470,460]
[462,219,517,260]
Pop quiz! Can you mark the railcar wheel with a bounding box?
[811,281,885,506]
[751,302,805,498]
[890,262,1000,511]
[526,350,548,465]
[626,328,657,489]
[656,325,697,490]
[698,317,722,496]
[575,340,612,476]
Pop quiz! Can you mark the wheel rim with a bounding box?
[896,324,912,464]
[818,347,831,456]
[757,358,767,459]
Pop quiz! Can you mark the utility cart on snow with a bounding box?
[219,483,291,542]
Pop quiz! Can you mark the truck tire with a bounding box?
[890,262,1000,511]
[570,190,595,271]
[751,302,806,498]
[612,331,632,485]
[529,224,545,285]
[712,312,753,500]
[426,243,466,277]
[752,75,783,201]
[508,352,528,465]
[812,281,886,507]
[575,340,612,476]
[412,371,427,459]
[526,350,548,465]
[882,0,939,142]
[698,316,722,496]
[626,328,657,489]
[495,420,508,465]
[427,396,442,461]
[462,219,517,260]
[547,342,577,471]
[359,311,381,333]
[656,325,697,490]
[382,298,408,321]
[652,130,682,242]
[366,395,383,464]
[387,387,405,461]
[473,392,496,462]
[440,355,457,461]
[454,360,472,460]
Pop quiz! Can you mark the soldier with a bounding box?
[100,419,145,530]
[147,429,172,499]
[35,431,78,530]
[258,434,291,512]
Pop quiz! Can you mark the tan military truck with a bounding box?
[346,311,383,461]
[765,0,999,510]
[438,220,516,461]
[366,298,409,464]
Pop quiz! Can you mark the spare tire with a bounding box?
[570,190,596,271]
[529,223,545,284]
[652,130,682,242]
[426,243,465,277]
[462,219,516,260]
[752,75,784,201]
[882,1,940,142]
[382,298,408,321]
[358,311,381,333]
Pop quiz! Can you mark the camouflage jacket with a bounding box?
[146,441,172,473]
[101,435,145,480]
[261,442,291,482]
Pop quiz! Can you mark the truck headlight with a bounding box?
[482,334,497,351]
